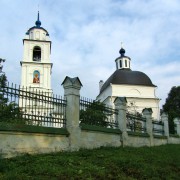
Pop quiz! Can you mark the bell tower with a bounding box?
[20,12,52,93]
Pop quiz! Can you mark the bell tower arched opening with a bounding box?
[33,46,41,61]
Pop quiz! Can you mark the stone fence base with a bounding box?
[1,125,179,158]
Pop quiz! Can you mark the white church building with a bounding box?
[96,47,160,120]
[19,12,160,120]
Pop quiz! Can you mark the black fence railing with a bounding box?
[152,120,164,135]
[79,97,118,128]
[126,113,146,133]
[0,83,66,128]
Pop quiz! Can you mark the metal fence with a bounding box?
[126,112,146,133]
[0,83,66,128]
[152,120,164,135]
[79,97,118,128]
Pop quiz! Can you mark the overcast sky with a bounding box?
[0,0,180,108]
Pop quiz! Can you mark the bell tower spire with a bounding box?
[35,11,41,27]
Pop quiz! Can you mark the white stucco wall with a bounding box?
[97,84,160,119]
[168,136,180,144]
[25,28,50,41]
[126,135,150,147]
[21,63,52,91]
[23,40,51,63]
[1,130,179,158]
[153,137,168,146]
[0,131,69,158]
[112,84,157,98]
[80,130,121,149]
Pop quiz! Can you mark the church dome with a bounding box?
[100,69,156,93]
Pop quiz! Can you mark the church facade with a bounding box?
[96,47,160,120]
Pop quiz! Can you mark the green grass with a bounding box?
[0,144,180,179]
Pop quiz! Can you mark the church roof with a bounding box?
[100,69,156,94]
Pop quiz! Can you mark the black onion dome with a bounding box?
[35,19,41,27]
[119,48,125,56]
[100,69,156,93]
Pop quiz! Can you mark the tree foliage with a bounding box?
[80,101,109,127]
[0,73,8,108]
[0,74,8,104]
[162,86,180,133]
[0,73,23,123]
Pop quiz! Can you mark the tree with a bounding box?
[0,72,9,121]
[0,58,7,105]
[0,73,8,104]
[162,86,180,133]
[0,63,23,124]
[80,101,109,127]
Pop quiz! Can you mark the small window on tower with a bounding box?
[116,61,118,69]
[33,46,41,61]
[125,60,127,67]
[119,60,122,68]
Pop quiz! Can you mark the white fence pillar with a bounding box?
[161,113,169,137]
[62,76,82,151]
[143,108,153,146]
[114,97,128,146]
[174,118,180,136]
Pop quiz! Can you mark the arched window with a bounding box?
[116,61,118,69]
[33,70,40,83]
[119,60,122,68]
[125,60,127,67]
[33,46,41,61]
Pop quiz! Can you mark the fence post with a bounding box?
[62,76,82,151]
[142,108,153,146]
[114,97,128,146]
[174,118,180,136]
[161,112,169,137]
